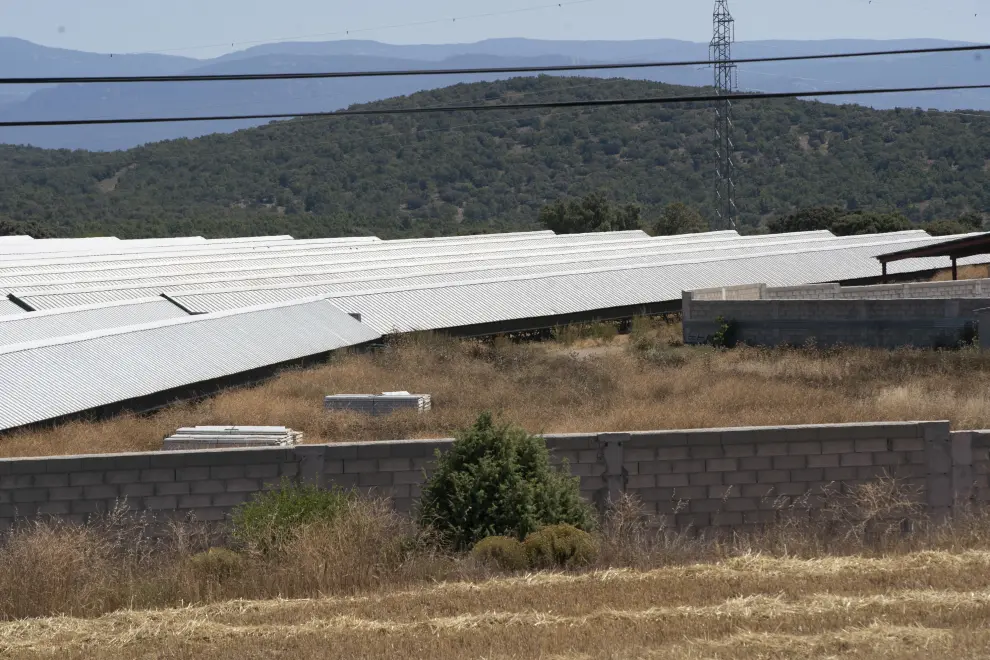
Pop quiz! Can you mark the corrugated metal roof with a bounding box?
[165,233,981,326]
[0,237,668,304]
[0,231,818,292]
[0,298,380,431]
[13,231,934,312]
[0,237,122,254]
[0,235,299,262]
[0,298,26,316]
[0,298,190,347]
[0,233,731,286]
[0,230,650,272]
[0,234,862,298]
[5,234,859,310]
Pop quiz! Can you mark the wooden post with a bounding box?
[952,257,959,281]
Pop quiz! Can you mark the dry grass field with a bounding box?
[4,317,990,458]
[4,549,990,659]
[1,488,990,660]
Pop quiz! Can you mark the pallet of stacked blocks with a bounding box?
[324,391,432,416]
[163,426,303,451]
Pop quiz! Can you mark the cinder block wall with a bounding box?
[0,421,977,534]
[682,292,989,348]
[689,279,990,303]
[966,431,990,503]
[766,279,990,301]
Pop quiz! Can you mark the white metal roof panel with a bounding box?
[0,298,380,431]
[0,298,25,315]
[160,233,976,326]
[9,232,858,296]
[0,298,190,347]
[0,230,650,271]
[315,235,980,335]
[0,237,122,255]
[0,232,804,291]
[0,234,724,286]
[3,233,862,310]
[0,235,299,262]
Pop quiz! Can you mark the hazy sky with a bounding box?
[1,0,987,59]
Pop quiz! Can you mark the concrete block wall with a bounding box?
[686,283,767,302]
[1,421,978,535]
[689,279,990,303]
[965,431,990,504]
[750,279,990,301]
[0,447,300,529]
[683,291,989,348]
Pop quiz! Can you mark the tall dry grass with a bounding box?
[0,479,988,623]
[5,320,990,458]
[4,484,990,658]
[932,264,990,281]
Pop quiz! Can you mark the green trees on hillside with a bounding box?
[767,206,985,237]
[0,76,987,239]
[0,218,55,238]
[654,202,708,236]
[538,192,642,234]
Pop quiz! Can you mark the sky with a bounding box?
[0,0,987,59]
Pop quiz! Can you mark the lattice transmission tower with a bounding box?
[710,0,738,230]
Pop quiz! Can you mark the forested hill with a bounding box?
[0,76,988,239]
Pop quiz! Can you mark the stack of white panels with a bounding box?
[163,426,302,451]
[324,392,432,416]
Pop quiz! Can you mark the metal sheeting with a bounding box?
[0,234,719,287]
[0,237,121,255]
[0,298,381,431]
[0,236,656,302]
[148,232,946,314]
[0,235,299,262]
[6,231,956,312]
[0,298,26,316]
[167,234,976,333]
[0,232,802,292]
[0,231,648,274]
[0,298,190,347]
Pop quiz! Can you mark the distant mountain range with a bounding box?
[0,36,987,151]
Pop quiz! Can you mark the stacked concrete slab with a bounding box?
[324,392,432,416]
[163,426,302,451]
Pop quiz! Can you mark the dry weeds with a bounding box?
[5,321,990,458]
[932,264,990,281]
[3,550,990,659]
[0,486,989,658]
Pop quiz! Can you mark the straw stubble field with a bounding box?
[4,551,990,659]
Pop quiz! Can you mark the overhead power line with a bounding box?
[1,83,989,128]
[2,44,989,85]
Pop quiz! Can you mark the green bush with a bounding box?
[188,548,245,584]
[523,524,599,569]
[418,412,596,549]
[231,478,351,556]
[470,536,530,572]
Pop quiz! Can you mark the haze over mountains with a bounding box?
[0,36,987,151]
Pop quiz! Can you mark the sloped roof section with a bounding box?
[0,298,379,431]
[0,298,26,316]
[0,297,190,347]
